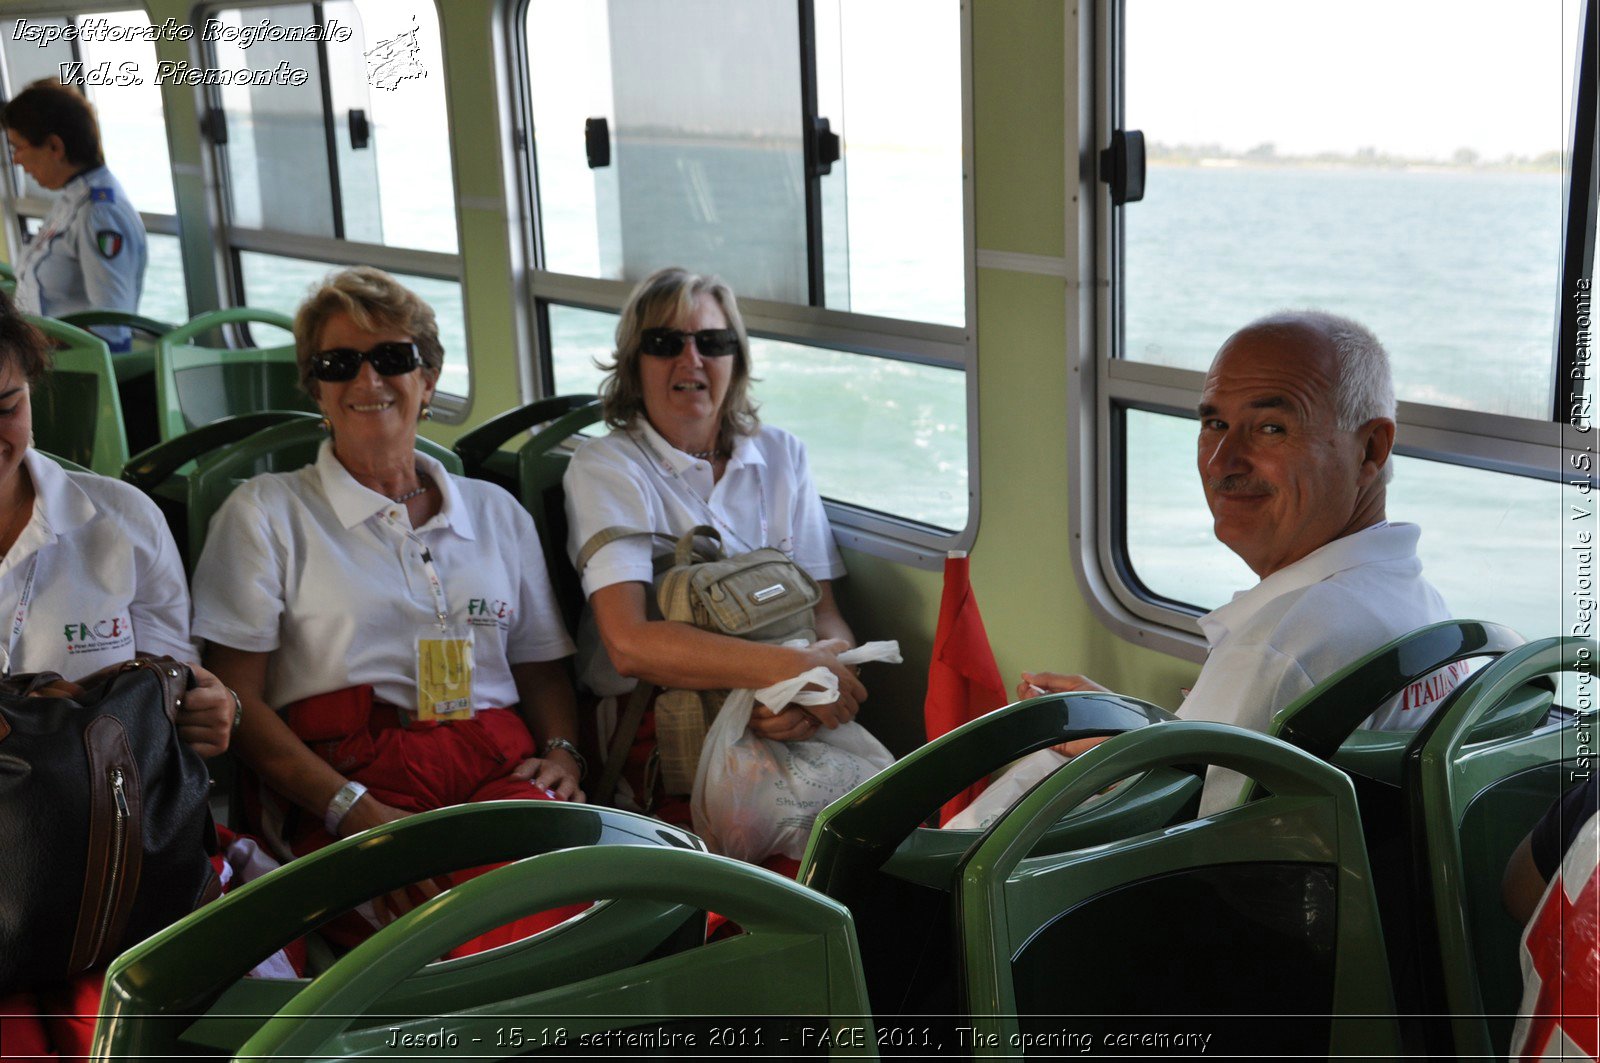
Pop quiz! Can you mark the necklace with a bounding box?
[685,447,721,461]
[390,474,431,504]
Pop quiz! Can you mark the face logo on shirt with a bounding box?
[95,230,123,259]
[466,598,515,628]
[62,615,134,655]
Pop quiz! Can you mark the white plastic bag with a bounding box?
[942,748,1069,831]
[691,641,900,862]
[942,750,1134,832]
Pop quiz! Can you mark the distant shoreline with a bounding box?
[1147,147,1563,176]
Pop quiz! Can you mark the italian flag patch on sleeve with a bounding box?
[95,230,123,259]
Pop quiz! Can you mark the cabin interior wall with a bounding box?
[968,0,1200,714]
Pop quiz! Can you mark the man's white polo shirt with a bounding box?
[563,419,845,695]
[1177,522,1451,814]
[192,441,574,712]
[0,449,193,677]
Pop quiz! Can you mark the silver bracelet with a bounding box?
[541,737,587,781]
[227,687,243,729]
[324,780,369,836]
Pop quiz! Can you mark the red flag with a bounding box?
[925,551,1009,824]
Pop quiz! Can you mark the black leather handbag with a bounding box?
[0,657,219,993]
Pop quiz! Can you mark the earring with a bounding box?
[318,416,331,432]
[420,403,433,421]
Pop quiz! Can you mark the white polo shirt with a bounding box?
[1,449,193,678]
[192,441,575,712]
[1177,522,1453,814]
[563,419,846,694]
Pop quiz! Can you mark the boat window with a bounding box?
[237,250,468,397]
[202,0,470,403]
[518,0,973,555]
[550,303,968,531]
[1093,0,1596,648]
[0,10,188,319]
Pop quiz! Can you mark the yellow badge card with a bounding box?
[416,632,474,722]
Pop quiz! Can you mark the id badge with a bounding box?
[416,628,475,722]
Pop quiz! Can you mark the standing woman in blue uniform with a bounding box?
[2,80,147,349]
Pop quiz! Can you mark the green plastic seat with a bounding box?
[799,691,1195,1016]
[1268,619,1526,782]
[453,393,600,488]
[93,802,878,1061]
[456,395,603,631]
[959,721,1401,1058]
[1253,619,1526,1047]
[1407,635,1597,1060]
[59,309,177,343]
[154,307,313,441]
[25,315,129,476]
[0,261,15,295]
[126,414,461,570]
[59,309,177,455]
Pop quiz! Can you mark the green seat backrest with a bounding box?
[155,307,311,440]
[93,803,878,1061]
[959,721,1400,1058]
[186,418,463,568]
[58,309,176,350]
[455,395,602,631]
[799,691,1196,1015]
[60,310,176,456]
[0,261,14,295]
[1268,619,1526,782]
[25,315,129,475]
[1408,636,1596,1060]
[1244,620,1526,1050]
[517,400,604,631]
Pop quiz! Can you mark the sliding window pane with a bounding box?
[1122,0,1580,419]
[238,251,467,396]
[547,301,967,529]
[1124,409,1565,639]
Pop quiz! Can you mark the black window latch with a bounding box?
[1099,129,1146,205]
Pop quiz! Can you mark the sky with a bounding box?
[1126,0,1584,160]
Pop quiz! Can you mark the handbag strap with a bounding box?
[576,525,726,574]
[575,526,668,573]
[673,525,723,567]
[595,682,655,808]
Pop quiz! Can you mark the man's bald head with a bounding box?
[1197,311,1397,577]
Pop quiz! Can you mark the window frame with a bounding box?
[195,0,473,417]
[0,2,186,309]
[1074,0,1600,661]
[506,0,979,567]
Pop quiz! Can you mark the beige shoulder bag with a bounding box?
[578,524,821,801]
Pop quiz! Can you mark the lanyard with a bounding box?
[632,430,768,554]
[384,513,452,631]
[2,555,40,676]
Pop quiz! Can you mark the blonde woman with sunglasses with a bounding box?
[563,267,865,850]
[193,267,584,953]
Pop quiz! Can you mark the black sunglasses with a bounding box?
[309,341,424,382]
[638,327,740,359]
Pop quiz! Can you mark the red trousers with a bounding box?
[278,688,585,956]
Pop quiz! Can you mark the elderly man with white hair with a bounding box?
[1021,310,1456,812]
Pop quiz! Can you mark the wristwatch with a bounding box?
[541,737,588,781]
[324,780,369,836]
